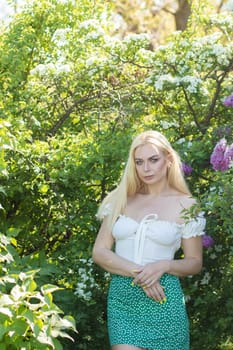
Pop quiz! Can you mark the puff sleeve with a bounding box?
[181,213,206,239]
[97,203,112,220]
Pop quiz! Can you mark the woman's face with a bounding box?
[134,143,169,188]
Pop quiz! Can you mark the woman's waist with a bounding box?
[115,239,176,264]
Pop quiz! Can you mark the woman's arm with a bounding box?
[92,218,141,277]
[168,236,203,276]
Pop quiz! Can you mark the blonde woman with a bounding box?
[92,130,205,350]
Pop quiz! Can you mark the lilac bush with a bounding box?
[202,234,214,248]
[182,162,193,176]
[210,139,233,171]
[223,93,233,107]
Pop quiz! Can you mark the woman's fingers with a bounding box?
[143,282,166,302]
[132,262,163,285]
[141,278,157,288]
[135,275,161,288]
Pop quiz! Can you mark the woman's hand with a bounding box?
[133,260,170,286]
[142,281,166,302]
[132,260,170,296]
[132,261,170,302]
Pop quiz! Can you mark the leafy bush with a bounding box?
[0,233,76,350]
[0,1,233,349]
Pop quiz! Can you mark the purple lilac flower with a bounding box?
[223,93,233,107]
[224,144,233,166]
[182,162,192,176]
[210,138,233,171]
[202,235,214,248]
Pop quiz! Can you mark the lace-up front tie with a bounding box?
[134,214,158,265]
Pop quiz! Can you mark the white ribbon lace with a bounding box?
[134,213,158,264]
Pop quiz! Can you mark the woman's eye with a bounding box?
[150,158,159,163]
[135,160,143,165]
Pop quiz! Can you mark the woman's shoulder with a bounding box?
[164,188,195,205]
[176,193,196,208]
[168,191,197,215]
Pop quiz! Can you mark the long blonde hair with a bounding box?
[97,130,191,228]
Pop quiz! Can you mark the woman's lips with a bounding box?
[144,175,154,180]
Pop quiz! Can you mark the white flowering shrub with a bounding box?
[74,258,110,303]
[0,0,233,349]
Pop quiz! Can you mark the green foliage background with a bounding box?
[0,0,233,349]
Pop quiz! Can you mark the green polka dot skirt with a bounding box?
[107,274,189,350]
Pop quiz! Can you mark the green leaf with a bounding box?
[23,279,37,293]
[0,324,7,341]
[41,284,61,295]
[0,343,6,350]
[10,319,28,336]
[37,331,55,348]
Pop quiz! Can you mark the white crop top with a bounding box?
[112,213,206,266]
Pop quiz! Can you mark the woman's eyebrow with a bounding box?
[134,154,159,160]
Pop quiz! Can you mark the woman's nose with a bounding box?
[144,161,150,171]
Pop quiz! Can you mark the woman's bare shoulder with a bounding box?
[176,193,197,210]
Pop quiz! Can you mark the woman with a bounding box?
[92,130,206,350]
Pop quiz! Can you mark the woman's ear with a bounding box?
[166,153,173,167]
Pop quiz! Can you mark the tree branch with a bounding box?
[47,91,101,136]
[204,59,233,127]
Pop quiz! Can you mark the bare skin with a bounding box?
[112,345,144,350]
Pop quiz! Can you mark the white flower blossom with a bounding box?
[154,74,175,90]
[211,44,231,65]
[30,62,71,77]
[74,258,99,302]
[111,13,127,32]
[86,31,102,40]
[157,42,173,51]
[185,295,191,302]
[176,138,186,144]
[180,76,202,93]
[200,272,211,285]
[135,48,155,64]
[168,53,178,65]
[52,28,71,46]
[153,0,164,7]
[0,121,11,128]
[160,120,179,129]
[30,64,50,76]
[85,58,95,68]
[79,19,100,30]
[56,63,71,74]
[205,200,214,209]
[145,76,153,84]
[196,32,222,46]
[209,13,233,29]
[214,245,223,252]
[154,74,202,93]
[124,33,150,44]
